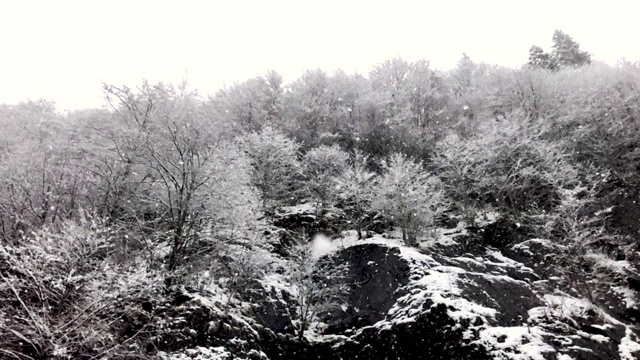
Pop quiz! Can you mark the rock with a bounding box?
[475,215,535,249]
[152,233,640,360]
[240,279,297,334]
[322,244,411,333]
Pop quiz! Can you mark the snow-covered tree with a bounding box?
[209,71,284,132]
[434,111,587,217]
[368,58,449,128]
[303,144,349,216]
[205,142,260,242]
[528,45,559,71]
[335,149,376,239]
[0,101,94,238]
[527,30,590,72]
[552,30,591,68]
[242,126,302,209]
[370,153,446,246]
[103,82,259,281]
[0,215,162,359]
[282,69,345,145]
[287,241,349,341]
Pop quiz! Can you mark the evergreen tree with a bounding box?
[528,45,559,71]
[552,30,591,68]
[528,31,590,70]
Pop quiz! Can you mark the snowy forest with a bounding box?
[1,30,640,359]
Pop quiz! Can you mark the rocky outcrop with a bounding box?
[323,243,411,333]
[156,216,640,360]
[294,234,640,360]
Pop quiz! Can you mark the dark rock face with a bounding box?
[334,302,492,360]
[474,216,535,249]
[240,279,297,334]
[156,211,640,360]
[271,205,347,248]
[153,289,264,357]
[532,311,629,360]
[505,239,568,279]
[459,273,541,325]
[323,244,411,333]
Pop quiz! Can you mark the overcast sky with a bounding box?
[1,0,639,110]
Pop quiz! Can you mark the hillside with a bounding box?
[1,56,640,359]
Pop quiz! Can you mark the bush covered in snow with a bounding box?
[371,153,447,246]
[0,216,163,359]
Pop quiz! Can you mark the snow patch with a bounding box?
[159,346,231,360]
[612,286,637,308]
[510,239,567,257]
[478,326,555,360]
[485,250,537,275]
[335,230,404,250]
[420,221,468,248]
[594,206,614,217]
[619,327,640,360]
[475,211,500,227]
[529,294,594,322]
[576,330,610,343]
[584,251,630,275]
[557,354,575,360]
[276,203,317,216]
[260,273,290,293]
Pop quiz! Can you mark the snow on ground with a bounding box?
[619,327,640,360]
[260,273,290,294]
[334,230,404,250]
[474,211,501,227]
[332,230,498,328]
[477,326,555,360]
[557,354,575,360]
[158,346,231,360]
[419,220,469,248]
[276,202,317,216]
[612,285,638,308]
[511,238,567,255]
[186,288,260,338]
[528,294,594,323]
[584,251,631,275]
[478,292,632,359]
[484,249,537,276]
[575,330,610,343]
[595,206,614,217]
[159,346,269,360]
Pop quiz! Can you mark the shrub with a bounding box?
[370,153,447,246]
[435,111,581,217]
[0,216,162,359]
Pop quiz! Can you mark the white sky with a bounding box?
[1,0,639,110]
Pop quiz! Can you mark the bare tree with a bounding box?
[287,241,350,341]
[103,82,259,283]
[242,126,302,210]
[303,144,349,217]
[335,149,376,239]
[370,153,446,246]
